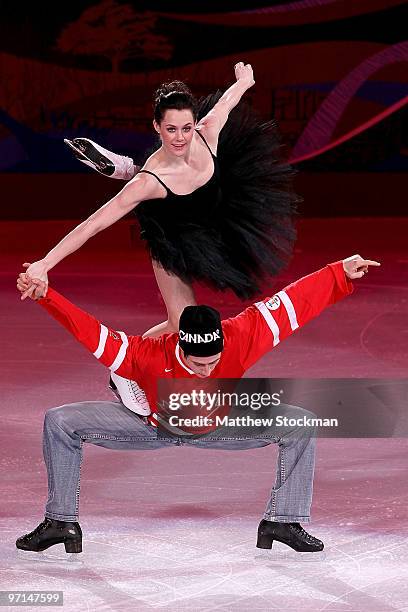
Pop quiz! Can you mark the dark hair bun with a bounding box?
[153,80,197,124]
[154,80,193,104]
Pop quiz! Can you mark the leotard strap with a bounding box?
[138,170,169,193]
[196,130,215,157]
[138,130,214,193]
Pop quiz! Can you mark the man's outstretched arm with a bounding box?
[259,255,381,337]
[16,276,147,381]
[227,255,381,368]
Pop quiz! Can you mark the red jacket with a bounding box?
[39,262,353,426]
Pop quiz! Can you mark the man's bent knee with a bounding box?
[44,403,83,431]
[276,404,318,439]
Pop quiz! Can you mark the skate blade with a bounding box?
[63,139,88,161]
[16,547,83,565]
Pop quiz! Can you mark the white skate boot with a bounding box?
[64,138,137,180]
[109,372,151,416]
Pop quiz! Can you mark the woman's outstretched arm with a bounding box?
[198,62,255,138]
[20,172,157,298]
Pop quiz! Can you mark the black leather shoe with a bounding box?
[256,520,324,552]
[16,518,82,553]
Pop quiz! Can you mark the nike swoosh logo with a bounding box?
[164,368,173,372]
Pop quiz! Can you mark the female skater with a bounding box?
[20,62,298,413]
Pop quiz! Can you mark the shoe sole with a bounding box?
[16,538,82,553]
[257,533,324,552]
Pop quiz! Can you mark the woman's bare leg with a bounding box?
[111,260,196,411]
[143,260,196,339]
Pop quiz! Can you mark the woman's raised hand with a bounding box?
[234,62,255,87]
[19,261,49,300]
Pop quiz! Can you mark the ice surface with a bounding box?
[2,219,408,610]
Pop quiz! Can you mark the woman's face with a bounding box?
[154,109,196,156]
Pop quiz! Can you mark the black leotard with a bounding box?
[134,93,298,299]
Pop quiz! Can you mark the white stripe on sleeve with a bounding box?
[109,331,129,372]
[93,324,108,359]
[255,302,280,346]
[277,290,299,331]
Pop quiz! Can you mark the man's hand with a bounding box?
[19,261,49,300]
[17,274,48,300]
[234,62,255,87]
[342,255,381,279]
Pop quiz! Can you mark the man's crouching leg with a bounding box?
[16,403,87,553]
[16,400,163,553]
[259,405,324,552]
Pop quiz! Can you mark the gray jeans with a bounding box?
[43,401,316,523]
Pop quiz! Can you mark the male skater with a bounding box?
[15,255,379,554]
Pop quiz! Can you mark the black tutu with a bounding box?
[135,91,298,300]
